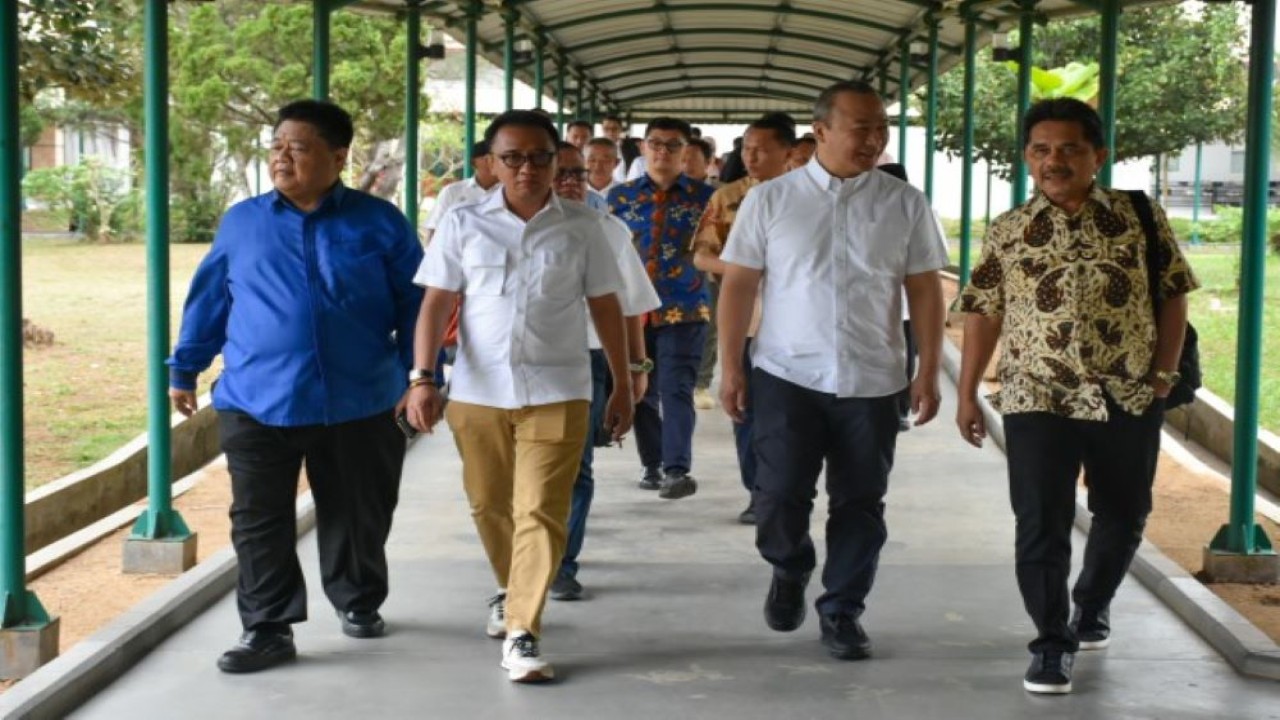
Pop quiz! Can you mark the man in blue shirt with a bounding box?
[168,100,423,674]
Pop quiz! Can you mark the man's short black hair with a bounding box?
[644,116,693,141]
[747,112,797,146]
[471,140,490,159]
[813,80,879,123]
[690,126,703,138]
[686,138,713,161]
[567,119,592,132]
[586,137,618,152]
[795,136,817,149]
[1023,98,1105,149]
[556,140,579,152]
[602,114,623,124]
[483,109,560,146]
[274,99,354,148]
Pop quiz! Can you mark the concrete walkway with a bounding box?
[70,378,1279,719]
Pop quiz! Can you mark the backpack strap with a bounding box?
[1126,189,1162,315]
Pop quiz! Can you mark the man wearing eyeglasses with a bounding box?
[548,140,660,602]
[408,110,633,683]
[609,117,715,500]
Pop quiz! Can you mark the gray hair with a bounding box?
[813,80,880,123]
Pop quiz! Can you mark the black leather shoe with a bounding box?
[737,501,756,525]
[638,466,662,490]
[658,472,697,499]
[338,609,386,638]
[1070,605,1110,650]
[819,613,872,660]
[217,627,297,673]
[763,572,809,632]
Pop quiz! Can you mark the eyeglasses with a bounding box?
[555,168,587,181]
[495,151,556,169]
[645,138,686,154]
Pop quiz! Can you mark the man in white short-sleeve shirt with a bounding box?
[548,140,660,602]
[422,139,498,243]
[718,81,947,662]
[407,111,633,684]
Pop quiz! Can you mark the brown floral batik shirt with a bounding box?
[959,185,1199,420]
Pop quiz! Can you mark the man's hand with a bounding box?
[630,371,648,404]
[909,373,941,426]
[1148,377,1173,399]
[602,385,635,441]
[956,397,987,448]
[170,389,198,417]
[719,367,748,424]
[406,384,445,434]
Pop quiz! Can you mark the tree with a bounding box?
[931,4,1247,177]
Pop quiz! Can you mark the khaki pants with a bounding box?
[446,399,590,637]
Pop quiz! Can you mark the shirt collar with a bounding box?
[638,172,697,195]
[480,186,562,217]
[804,158,872,194]
[1028,183,1111,217]
[270,181,347,213]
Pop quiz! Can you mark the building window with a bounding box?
[1165,155,1180,173]
[1230,150,1247,174]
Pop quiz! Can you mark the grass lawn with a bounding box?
[21,237,218,488]
[947,239,1279,434]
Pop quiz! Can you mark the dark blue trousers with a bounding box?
[751,369,900,617]
[635,322,707,475]
[733,340,757,494]
[560,350,609,579]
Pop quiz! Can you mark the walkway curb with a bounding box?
[0,492,317,720]
[940,339,1280,681]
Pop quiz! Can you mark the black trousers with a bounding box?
[897,319,916,420]
[751,369,900,617]
[219,410,405,630]
[1003,398,1164,653]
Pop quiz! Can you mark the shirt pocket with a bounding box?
[537,250,584,299]
[463,242,507,296]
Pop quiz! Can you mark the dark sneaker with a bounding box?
[486,592,507,639]
[898,416,912,432]
[763,572,809,632]
[638,466,662,491]
[502,632,554,682]
[338,609,385,638]
[1023,650,1074,694]
[819,612,872,660]
[550,573,584,601]
[216,626,297,674]
[658,472,697,499]
[737,501,757,525]
[1070,606,1111,650]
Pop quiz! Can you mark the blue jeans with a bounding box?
[733,340,756,494]
[560,350,608,579]
[635,322,707,475]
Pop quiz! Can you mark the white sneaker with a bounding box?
[694,387,714,410]
[501,631,554,682]
[486,592,506,639]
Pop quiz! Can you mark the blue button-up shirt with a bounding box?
[168,184,424,427]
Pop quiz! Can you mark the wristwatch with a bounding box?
[1153,369,1181,386]
[628,358,654,374]
[408,368,436,382]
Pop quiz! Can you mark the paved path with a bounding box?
[72,378,1280,719]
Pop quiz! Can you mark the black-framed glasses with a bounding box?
[555,167,587,181]
[645,138,686,154]
[495,151,556,169]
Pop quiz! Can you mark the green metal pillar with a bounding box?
[555,62,566,135]
[0,0,50,631]
[404,2,421,226]
[588,94,597,127]
[463,1,478,178]
[898,42,909,166]
[958,15,977,288]
[533,42,545,109]
[1011,0,1036,206]
[312,0,331,100]
[502,7,515,111]
[1191,142,1203,245]
[1209,0,1276,557]
[924,17,939,201]
[1097,0,1119,187]
[574,74,583,123]
[131,0,192,543]
[877,71,887,101]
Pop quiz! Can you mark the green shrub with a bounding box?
[21,158,131,242]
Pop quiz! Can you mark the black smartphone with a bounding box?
[395,412,419,440]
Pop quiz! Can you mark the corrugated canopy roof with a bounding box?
[351,0,1174,122]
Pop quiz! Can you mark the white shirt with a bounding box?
[611,148,628,184]
[423,177,497,232]
[721,159,948,398]
[416,191,624,409]
[587,181,616,206]
[586,210,661,350]
[626,156,648,181]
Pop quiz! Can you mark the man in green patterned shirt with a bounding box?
[956,99,1197,695]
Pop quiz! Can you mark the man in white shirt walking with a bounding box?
[422,140,498,243]
[718,81,947,662]
[408,110,633,683]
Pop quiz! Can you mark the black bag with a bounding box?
[1127,190,1201,409]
